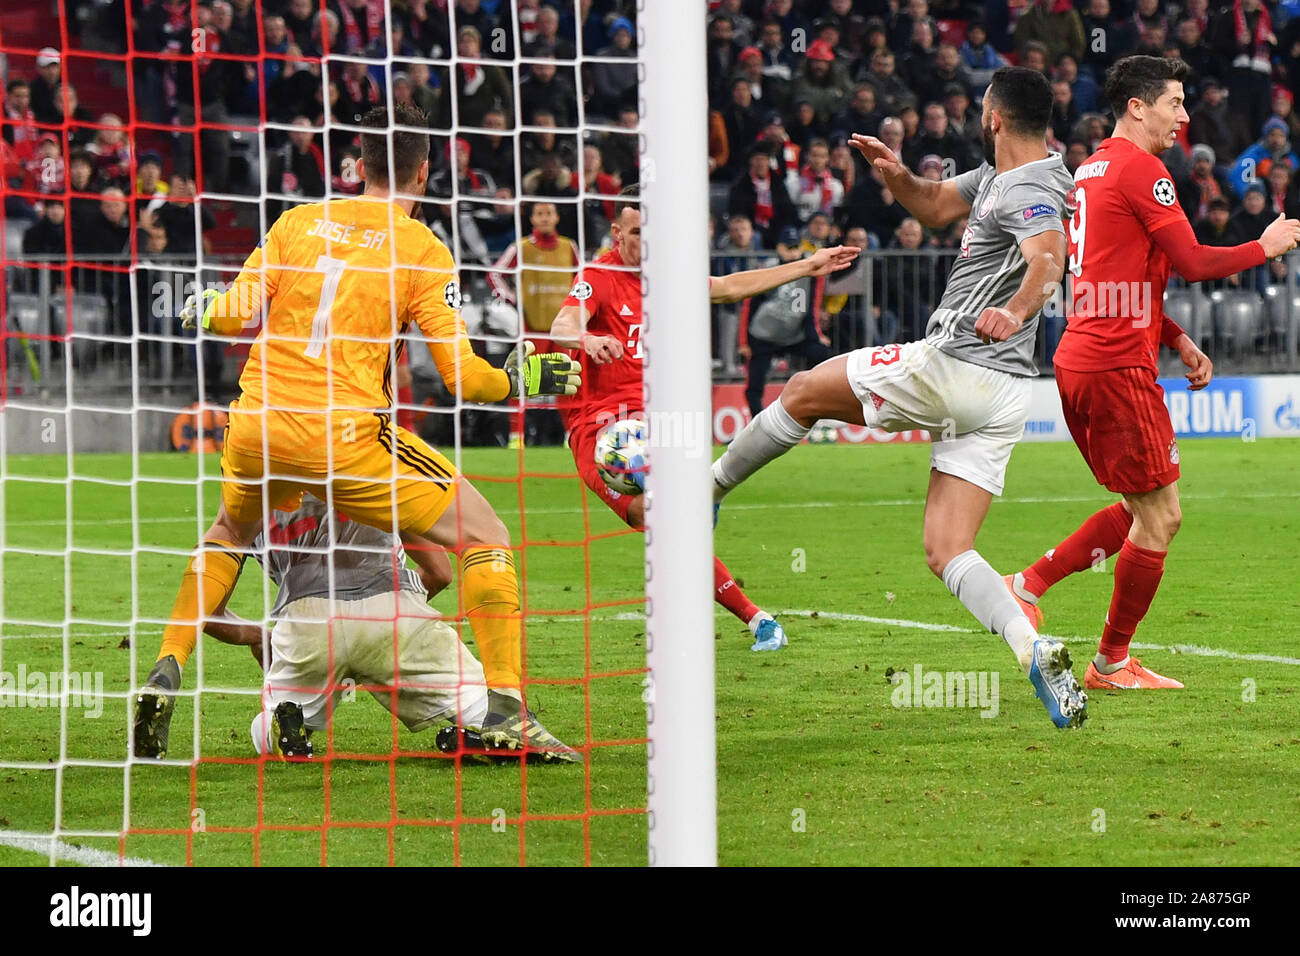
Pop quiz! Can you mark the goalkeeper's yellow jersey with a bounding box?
[205,196,509,465]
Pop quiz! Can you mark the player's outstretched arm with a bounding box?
[848,133,972,228]
[203,609,269,669]
[974,230,1067,343]
[1150,213,1300,282]
[550,303,623,364]
[709,245,861,304]
[182,222,286,335]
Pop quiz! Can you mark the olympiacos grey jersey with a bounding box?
[252,494,425,619]
[925,155,1073,376]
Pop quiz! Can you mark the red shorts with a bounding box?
[568,413,643,527]
[1055,365,1180,494]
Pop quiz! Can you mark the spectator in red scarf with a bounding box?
[4,79,39,220]
[572,143,620,220]
[266,115,326,221]
[334,60,382,129]
[470,107,516,192]
[1267,159,1300,221]
[1210,0,1277,138]
[4,80,38,163]
[434,26,514,129]
[86,113,132,189]
[1131,0,1169,45]
[337,0,385,56]
[791,138,844,223]
[1177,143,1235,222]
[729,146,796,247]
[431,136,496,198]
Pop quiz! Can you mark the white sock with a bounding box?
[1093,652,1129,674]
[747,609,773,635]
[1011,571,1039,606]
[942,550,1038,674]
[250,710,273,755]
[713,399,810,502]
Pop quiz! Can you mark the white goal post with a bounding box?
[641,0,717,867]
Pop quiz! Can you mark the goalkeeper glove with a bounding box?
[180,288,220,331]
[505,340,582,398]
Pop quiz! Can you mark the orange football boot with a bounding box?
[1084,657,1185,689]
[1004,574,1044,629]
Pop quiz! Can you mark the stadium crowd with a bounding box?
[4,0,1300,405]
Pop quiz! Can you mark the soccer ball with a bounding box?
[595,418,648,495]
[808,421,840,444]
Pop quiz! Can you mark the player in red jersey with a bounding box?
[550,187,859,651]
[1007,56,1300,690]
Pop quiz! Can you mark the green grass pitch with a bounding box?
[1,437,1298,866]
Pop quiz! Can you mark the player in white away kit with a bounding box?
[204,493,508,759]
[713,68,1087,728]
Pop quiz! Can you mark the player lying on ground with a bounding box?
[134,103,582,762]
[1005,55,1300,690]
[549,187,860,651]
[713,67,1088,727]
[200,493,561,759]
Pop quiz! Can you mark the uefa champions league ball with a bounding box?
[595,418,648,495]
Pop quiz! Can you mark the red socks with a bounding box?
[714,556,759,624]
[1023,502,1133,597]
[1099,540,1166,662]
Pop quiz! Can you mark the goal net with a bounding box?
[0,0,713,867]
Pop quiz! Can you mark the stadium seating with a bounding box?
[1263,284,1299,363]
[1163,287,1214,352]
[49,293,109,370]
[1210,289,1267,358]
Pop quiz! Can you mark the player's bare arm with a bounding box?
[1172,333,1213,390]
[848,134,972,228]
[550,303,623,364]
[974,230,1067,343]
[1148,213,1300,283]
[399,532,453,597]
[203,608,268,669]
[708,245,861,304]
[203,608,264,648]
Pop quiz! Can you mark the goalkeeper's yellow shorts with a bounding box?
[219,416,459,536]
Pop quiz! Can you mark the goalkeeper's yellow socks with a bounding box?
[461,546,522,696]
[157,540,245,667]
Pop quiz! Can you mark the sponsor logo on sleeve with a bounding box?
[443,281,462,309]
[570,280,594,301]
[1152,178,1177,206]
[1022,203,1059,220]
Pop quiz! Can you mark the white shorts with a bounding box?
[259,590,488,735]
[844,340,1030,495]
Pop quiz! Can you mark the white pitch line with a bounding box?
[5,608,1297,668]
[774,609,1300,667]
[0,830,166,867]
[4,488,1298,529]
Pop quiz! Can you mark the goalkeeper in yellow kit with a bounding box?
[133,105,582,762]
